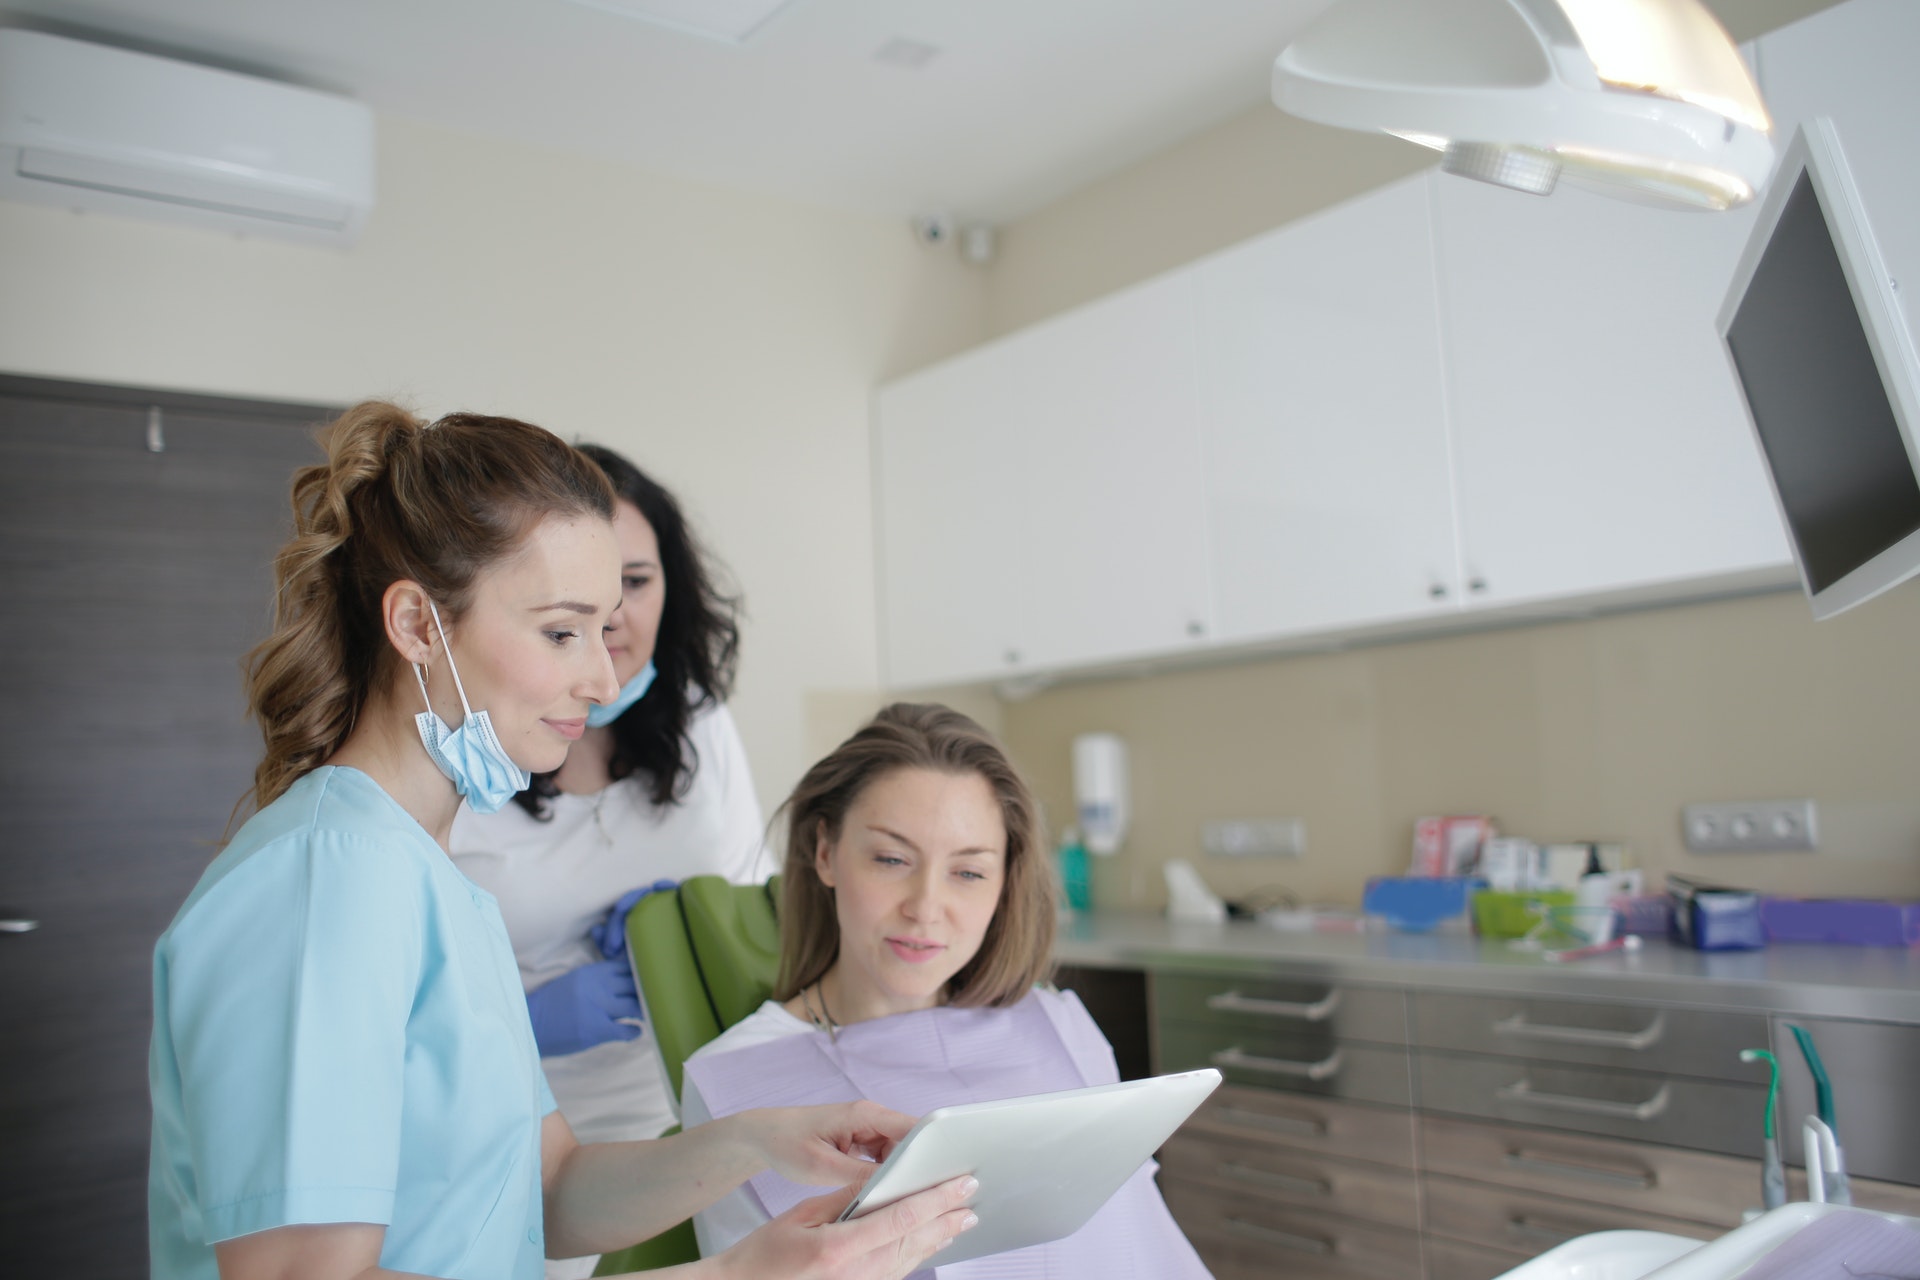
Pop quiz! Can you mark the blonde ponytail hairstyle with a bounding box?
[240,401,614,814]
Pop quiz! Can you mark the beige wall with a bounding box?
[999,590,1920,909]
[981,0,1850,338]
[0,114,990,814]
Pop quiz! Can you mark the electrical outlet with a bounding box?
[1202,819,1306,858]
[1682,799,1818,852]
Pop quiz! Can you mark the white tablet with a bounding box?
[837,1068,1222,1266]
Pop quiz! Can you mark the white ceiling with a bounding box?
[0,0,1337,225]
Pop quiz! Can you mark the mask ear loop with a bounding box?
[426,599,477,723]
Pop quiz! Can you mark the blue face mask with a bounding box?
[412,600,532,814]
[585,660,656,728]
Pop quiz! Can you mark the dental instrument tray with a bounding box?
[838,1067,1222,1265]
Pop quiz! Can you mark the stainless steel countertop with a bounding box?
[1053,912,1920,1024]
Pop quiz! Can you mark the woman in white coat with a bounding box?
[452,445,771,1274]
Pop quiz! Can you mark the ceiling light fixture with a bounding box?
[560,0,802,45]
[1271,0,1774,210]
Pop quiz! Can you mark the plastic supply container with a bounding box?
[1615,894,1675,936]
[1363,876,1482,933]
[1471,889,1575,939]
[1760,897,1920,947]
[1668,876,1765,951]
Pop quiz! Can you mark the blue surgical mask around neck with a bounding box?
[412,600,531,814]
[585,660,656,728]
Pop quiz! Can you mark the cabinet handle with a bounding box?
[1469,576,1489,593]
[1211,1106,1326,1138]
[1224,1218,1334,1256]
[1211,1046,1344,1081]
[1218,1162,1330,1197]
[1494,1011,1665,1051]
[1506,1216,1584,1246]
[1003,649,1021,665]
[1504,1151,1655,1190]
[1497,1079,1671,1122]
[1206,989,1340,1021]
[1429,582,1449,599]
[1,918,40,933]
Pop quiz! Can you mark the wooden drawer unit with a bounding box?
[1159,1021,1412,1104]
[1419,1113,1755,1227]
[1413,991,1769,1080]
[1161,1181,1423,1280]
[1160,1127,1420,1230]
[1425,1237,1531,1280]
[1183,1084,1415,1169]
[1418,1049,1765,1157]
[1155,972,1408,1044]
[1423,1175,1719,1259]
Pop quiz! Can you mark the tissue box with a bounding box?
[1761,898,1920,947]
[1364,876,1482,933]
[1668,875,1765,951]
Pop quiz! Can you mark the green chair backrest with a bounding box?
[594,875,782,1275]
[626,874,784,1105]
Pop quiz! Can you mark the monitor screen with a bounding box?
[1719,122,1920,616]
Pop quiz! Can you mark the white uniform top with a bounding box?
[450,700,773,1146]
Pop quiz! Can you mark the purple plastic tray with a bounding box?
[1760,897,1920,947]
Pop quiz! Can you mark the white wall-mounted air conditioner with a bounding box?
[0,29,375,246]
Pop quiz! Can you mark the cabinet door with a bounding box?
[875,273,1211,685]
[1197,174,1462,641]
[1758,0,1920,352]
[875,345,1036,687]
[1431,171,1793,608]
[1005,271,1213,670]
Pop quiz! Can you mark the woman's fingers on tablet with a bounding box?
[717,1179,977,1280]
[750,1102,917,1188]
[846,1175,980,1279]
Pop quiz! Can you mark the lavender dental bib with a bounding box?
[683,990,1211,1279]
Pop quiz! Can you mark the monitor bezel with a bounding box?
[1716,117,1920,621]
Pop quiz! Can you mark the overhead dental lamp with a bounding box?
[1272,0,1774,209]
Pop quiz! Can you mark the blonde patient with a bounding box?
[680,703,1210,1278]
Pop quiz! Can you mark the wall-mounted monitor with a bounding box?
[1717,118,1920,620]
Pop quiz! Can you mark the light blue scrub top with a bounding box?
[149,767,559,1280]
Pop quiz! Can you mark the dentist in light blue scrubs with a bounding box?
[146,402,978,1280]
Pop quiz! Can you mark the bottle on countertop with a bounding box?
[1057,827,1091,914]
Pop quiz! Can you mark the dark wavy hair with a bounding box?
[513,444,741,816]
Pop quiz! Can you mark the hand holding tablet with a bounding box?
[837,1068,1222,1267]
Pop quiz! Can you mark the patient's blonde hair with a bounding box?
[773,703,1055,1008]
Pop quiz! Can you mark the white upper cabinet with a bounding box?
[1758,0,1920,351]
[1429,170,1792,608]
[875,272,1211,688]
[1196,173,1462,641]
[874,345,1035,688]
[1001,272,1213,671]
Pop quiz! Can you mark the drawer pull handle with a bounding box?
[1504,1151,1655,1190]
[1507,1215,1584,1246]
[1213,1106,1326,1138]
[1206,989,1341,1021]
[1493,1012,1665,1051]
[1223,1217,1335,1255]
[1211,1046,1344,1081]
[1497,1079,1671,1122]
[1218,1162,1331,1197]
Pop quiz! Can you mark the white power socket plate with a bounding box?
[1682,800,1818,852]
[1203,819,1306,857]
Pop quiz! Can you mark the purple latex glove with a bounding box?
[592,878,679,963]
[524,957,643,1057]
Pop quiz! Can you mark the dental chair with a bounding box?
[592,875,783,1275]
